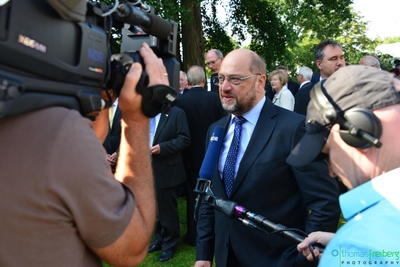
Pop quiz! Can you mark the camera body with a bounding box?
[0,0,179,119]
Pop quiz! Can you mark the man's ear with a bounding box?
[316,60,322,70]
[257,75,267,92]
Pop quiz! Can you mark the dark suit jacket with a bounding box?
[265,81,299,100]
[196,99,340,267]
[294,81,314,116]
[311,73,321,84]
[151,106,191,188]
[176,86,226,171]
[103,106,121,154]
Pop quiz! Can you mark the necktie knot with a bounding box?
[233,116,246,127]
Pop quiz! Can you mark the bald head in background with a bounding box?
[360,55,381,69]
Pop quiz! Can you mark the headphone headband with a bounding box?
[310,81,382,148]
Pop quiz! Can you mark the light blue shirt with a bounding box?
[218,97,266,180]
[319,168,400,266]
[149,113,161,147]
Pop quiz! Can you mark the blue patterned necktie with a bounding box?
[223,116,247,198]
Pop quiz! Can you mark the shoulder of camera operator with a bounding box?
[93,90,118,143]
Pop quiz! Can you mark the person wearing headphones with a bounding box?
[287,65,400,265]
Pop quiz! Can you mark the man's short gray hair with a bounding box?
[298,66,313,80]
[187,65,205,86]
[360,55,381,69]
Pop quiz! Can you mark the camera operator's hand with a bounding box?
[118,42,169,121]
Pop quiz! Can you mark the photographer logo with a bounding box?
[331,247,400,266]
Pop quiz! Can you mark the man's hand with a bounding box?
[194,260,212,267]
[297,231,335,261]
[150,144,160,155]
[106,152,118,166]
[118,42,169,122]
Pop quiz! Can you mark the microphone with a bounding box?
[199,126,225,179]
[116,3,172,39]
[193,126,224,221]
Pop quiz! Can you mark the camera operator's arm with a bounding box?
[92,107,109,143]
[91,43,166,266]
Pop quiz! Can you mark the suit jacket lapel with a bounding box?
[231,100,278,196]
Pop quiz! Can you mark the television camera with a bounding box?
[0,0,180,119]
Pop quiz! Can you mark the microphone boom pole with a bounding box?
[202,182,324,252]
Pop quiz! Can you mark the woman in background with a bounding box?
[269,69,295,111]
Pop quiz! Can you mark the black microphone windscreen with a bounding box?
[141,13,171,39]
[199,126,225,179]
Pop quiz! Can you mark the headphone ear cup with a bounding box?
[339,108,382,148]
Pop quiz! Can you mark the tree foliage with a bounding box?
[101,0,391,77]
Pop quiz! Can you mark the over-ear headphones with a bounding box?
[310,80,382,148]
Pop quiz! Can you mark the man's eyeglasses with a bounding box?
[212,74,260,86]
[206,57,221,66]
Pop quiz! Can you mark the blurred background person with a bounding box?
[147,106,191,262]
[360,55,381,69]
[313,39,345,82]
[103,91,121,173]
[389,67,400,79]
[176,65,226,246]
[205,49,224,93]
[294,66,314,115]
[265,65,299,100]
[269,69,295,111]
[179,71,190,94]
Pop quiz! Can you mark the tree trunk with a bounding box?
[181,0,205,71]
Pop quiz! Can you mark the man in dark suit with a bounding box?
[265,65,299,100]
[147,106,191,262]
[310,73,321,84]
[314,39,345,80]
[206,49,224,93]
[194,49,340,267]
[103,96,121,173]
[294,66,314,115]
[179,70,190,94]
[176,65,226,246]
[313,39,348,194]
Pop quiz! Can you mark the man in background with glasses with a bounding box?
[176,65,226,247]
[205,49,224,93]
[195,48,340,267]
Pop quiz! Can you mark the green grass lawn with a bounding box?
[103,196,197,267]
[103,196,346,267]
